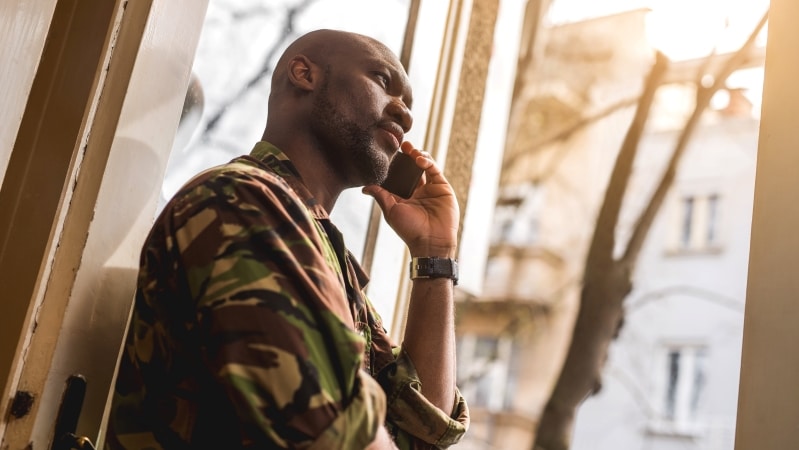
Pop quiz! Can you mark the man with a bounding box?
[107,29,469,449]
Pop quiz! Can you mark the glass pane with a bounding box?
[666,350,681,420]
[681,196,695,248]
[707,194,719,244]
[691,347,707,415]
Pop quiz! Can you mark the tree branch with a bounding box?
[585,51,670,269]
[505,0,554,161]
[620,11,769,265]
[200,0,320,138]
[502,96,639,174]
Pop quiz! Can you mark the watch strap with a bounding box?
[409,257,459,285]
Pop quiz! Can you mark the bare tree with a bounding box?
[200,0,319,140]
[532,11,769,450]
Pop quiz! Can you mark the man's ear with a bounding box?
[287,55,317,91]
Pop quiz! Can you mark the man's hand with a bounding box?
[363,141,459,258]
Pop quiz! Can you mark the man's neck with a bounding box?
[264,137,345,213]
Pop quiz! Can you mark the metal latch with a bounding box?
[51,374,96,450]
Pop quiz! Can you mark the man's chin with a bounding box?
[373,171,389,186]
[348,146,390,186]
[360,167,388,187]
[365,154,390,185]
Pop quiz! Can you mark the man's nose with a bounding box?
[388,99,413,133]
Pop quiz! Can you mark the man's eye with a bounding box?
[374,73,389,88]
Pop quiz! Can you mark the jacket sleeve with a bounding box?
[379,348,470,449]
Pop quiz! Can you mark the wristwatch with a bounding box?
[409,257,459,285]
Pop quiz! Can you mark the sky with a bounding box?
[549,0,770,59]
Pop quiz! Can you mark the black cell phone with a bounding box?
[380,151,424,199]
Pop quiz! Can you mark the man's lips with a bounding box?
[378,124,403,151]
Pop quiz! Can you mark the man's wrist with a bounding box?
[408,242,457,259]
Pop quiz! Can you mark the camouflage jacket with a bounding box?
[107,141,469,449]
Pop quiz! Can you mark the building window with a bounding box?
[483,256,513,298]
[680,197,695,248]
[652,345,707,434]
[706,194,719,244]
[670,193,722,253]
[493,197,523,245]
[457,334,516,412]
[491,183,545,247]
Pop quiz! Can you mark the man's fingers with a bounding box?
[362,185,396,211]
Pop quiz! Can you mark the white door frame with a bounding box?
[0,0,208,446]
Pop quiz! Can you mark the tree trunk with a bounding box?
[531,52,668,450]
[531,11,768,449]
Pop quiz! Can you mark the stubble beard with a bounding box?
[311,81,390,187]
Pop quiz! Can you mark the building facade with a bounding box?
[454,9,763,449]
[571,96,759,450]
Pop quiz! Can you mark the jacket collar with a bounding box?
[244,142,372,301]
[244,141,329,220]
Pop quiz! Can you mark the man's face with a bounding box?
[309,43,413,187]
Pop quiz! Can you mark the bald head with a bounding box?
[262,28,412,145]
[269,29,400,97]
